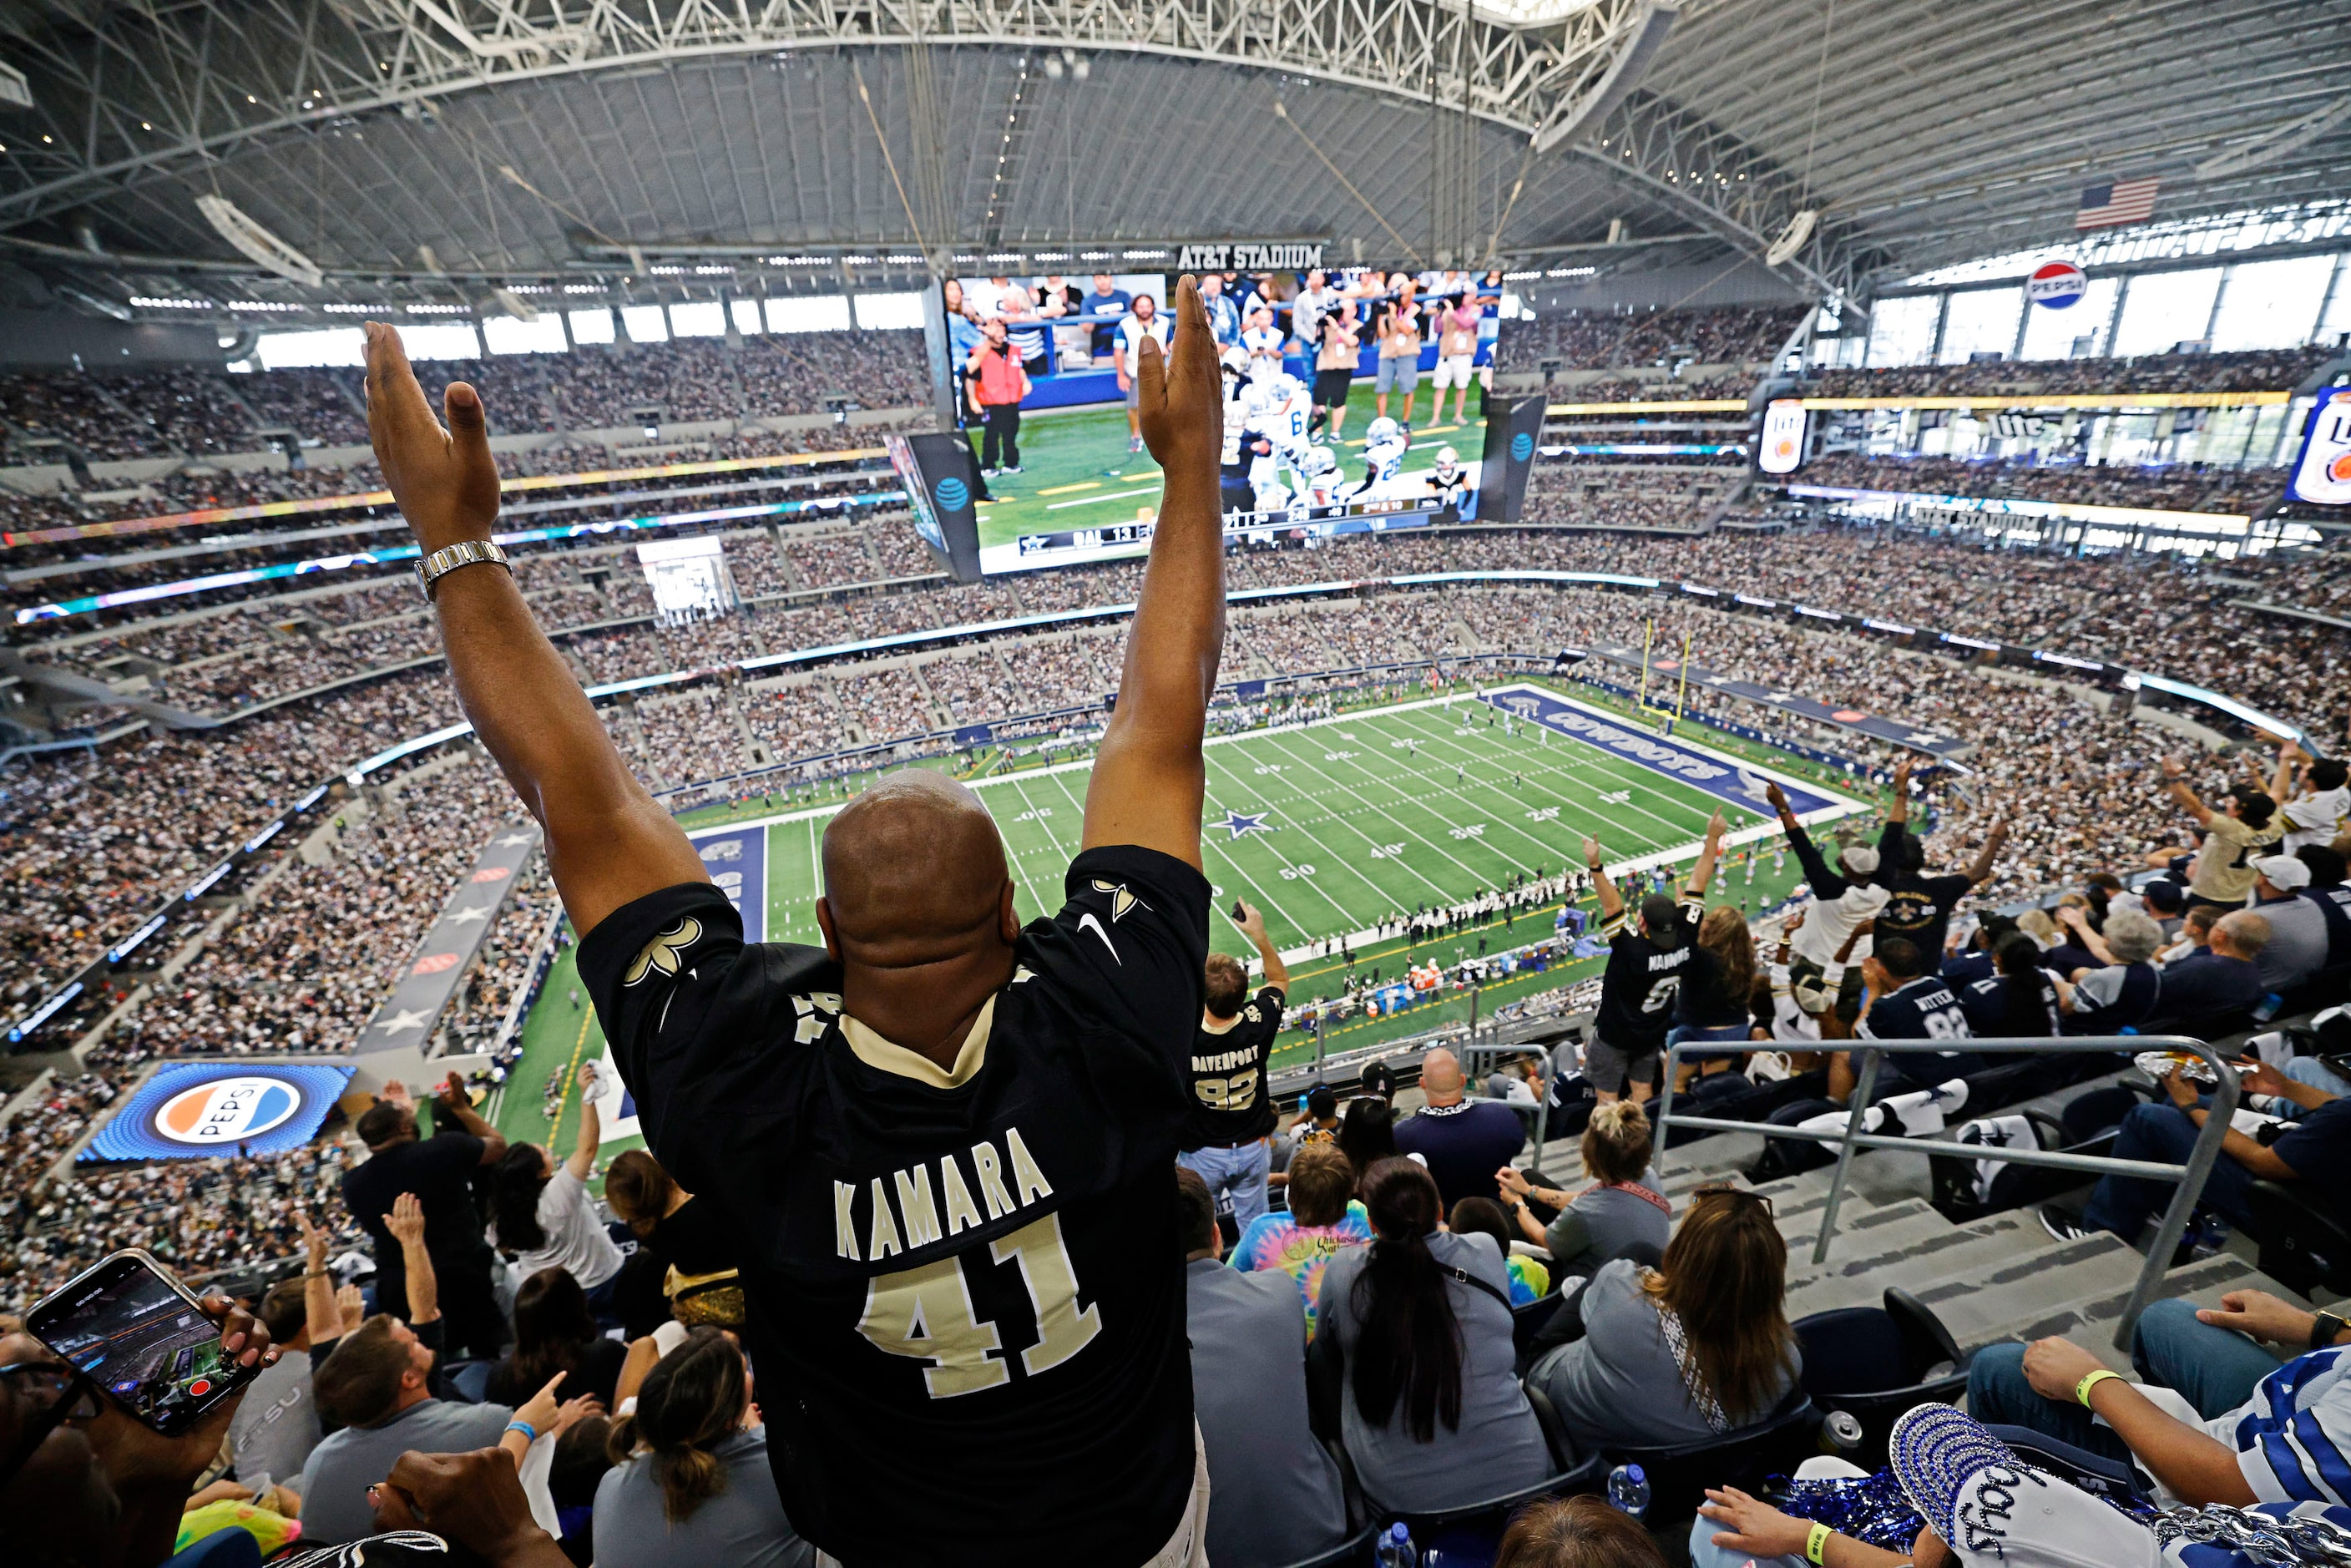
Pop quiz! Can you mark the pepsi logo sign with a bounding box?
[1509,432,1534,462]
[2026,260,2087,310]
[155,1075,302,1145]
[935,477,970,511]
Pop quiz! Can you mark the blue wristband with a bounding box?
[504,1420,537,1443]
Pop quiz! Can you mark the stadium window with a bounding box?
[852,292,925,330]
[567,306,616,346]
[731,298,766,336]
[619,304,670,343]
[766,295,852,333]
[670,301,727,337]
[2111,266,2222,357]
[1863,294,1939,367]
[482,313,567,355]
[255,326,367,369]
[2017,276,2116,361]
[1936,286,2024,364]
[2321,255,2351,344]
[2208,254,2334,352]
[401,322,487,360]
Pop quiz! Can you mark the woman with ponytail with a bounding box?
[592,1327,813,1566]
[1313,1156,1549,1510]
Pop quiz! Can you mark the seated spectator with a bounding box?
[2055,906,2164,1032]
[2157,900,2221,964]
[1528,1184,1801,1452]
[1228,1142,1371,1336]
[490,1095,624,1319]
[550,1414,615,1565]
[2041,895,2107,976]
[1313,1157,1550,1510]
[2245,854,2329,999]
[300,1313,521,1542]
[1955,933,2060,1039]
[1338,1097,1398,1186]
[1494,1100,1671,1279]
[1968,1285,2351,1507]
[1849,937,1983,1096]
[2299,845,2351,984]
[1176,1166,1349,1568]
[1498,1494,1670,1568]
[594,1327,813,1567]
[227,1277,323,1490]
[1449,1196,1550,1303]
[2041,1056,2351,1247]
[486,1267,630,1410]
[2143,909,2270,1035]
[1940,913,2018,988]
[604,1150,741,1328]
[1394,1046,1526,1209]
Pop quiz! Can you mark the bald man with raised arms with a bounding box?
[361,277,1229,1568]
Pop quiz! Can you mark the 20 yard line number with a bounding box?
[854,1212,1101,1399]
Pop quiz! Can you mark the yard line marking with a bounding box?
[1241,734,1456,905]
[1047,489,1162,511]
[1391,706,1700,849]
[1037,481,1101,496]
[1000,776,1063,919]
[1201,752,1370,928]
[1256,729,1490,888]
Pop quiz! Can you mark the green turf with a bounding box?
[973,384,1490,548]
[492,680,1860,1155]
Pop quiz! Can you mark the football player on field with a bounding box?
[361,276,1230,1567]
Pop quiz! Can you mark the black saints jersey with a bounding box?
[1592,893,1701,1051]
[1181,984,1284,1148]
[579,846,1208,1568]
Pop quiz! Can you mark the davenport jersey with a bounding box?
[1181,984,1285,1148]
[579,846,1209,1568]
[1592,893,1701,1052]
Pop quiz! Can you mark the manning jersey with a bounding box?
[580,846,1209,1568]
[1181,984,1285,1149]
[1592,893,1700,1051]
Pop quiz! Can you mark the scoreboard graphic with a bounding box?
[85,1063,354,1163]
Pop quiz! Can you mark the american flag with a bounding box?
[2077,177,2160,230]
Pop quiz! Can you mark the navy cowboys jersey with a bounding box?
[579,846,1208,1568]
[1182,984,1284,1148]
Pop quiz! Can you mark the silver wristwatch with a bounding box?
[415,539,513,601]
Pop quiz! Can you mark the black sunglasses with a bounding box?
[1691,1183,1776,1217]
[0,1362,104,1494]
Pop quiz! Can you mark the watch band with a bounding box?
[415,539,513,601]
[2311,1311,2346,1353]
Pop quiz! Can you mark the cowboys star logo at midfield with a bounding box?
[622,916,703,986]
[1219,810,1275,840]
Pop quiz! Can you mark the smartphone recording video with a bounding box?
[28,1250,253,1435]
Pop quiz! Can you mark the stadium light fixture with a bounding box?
[226,300,305,311]
[196,194,324,287]
[131,296,215,309]
[0,60,30,109]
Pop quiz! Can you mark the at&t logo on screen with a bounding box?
[934,477,969,511]
[1509,432,1534,462]
[155,1076,302,1145]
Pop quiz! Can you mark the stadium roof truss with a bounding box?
[0,0,1854,296]
[0,0,2344,316]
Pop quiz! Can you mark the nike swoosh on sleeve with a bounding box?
[1077,912,1123,965]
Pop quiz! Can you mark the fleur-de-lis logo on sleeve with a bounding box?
[623,917,703,987]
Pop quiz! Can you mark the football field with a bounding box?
[488,682,1863,1154]
[972,384,1489,548]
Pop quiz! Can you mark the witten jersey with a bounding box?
[1362,434,1408,493]
[579,847,1210,1568]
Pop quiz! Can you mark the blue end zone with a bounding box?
[1478,685,1843,819]
[688,822,769,944]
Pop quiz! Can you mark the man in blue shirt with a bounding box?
[1393,1045,1524,1211]
[1082,273,1131,357]
[1853,937,1983,1098]
[1198,272,1241,348]
[2144,908,2270,1037]
[2043,1049,2351,1247]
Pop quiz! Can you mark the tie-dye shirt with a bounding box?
[1228,1201,1374,1337]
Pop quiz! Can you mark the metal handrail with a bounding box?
[1647,1034,2241,1348]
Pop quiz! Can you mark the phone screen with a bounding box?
[28,1252,251,1434]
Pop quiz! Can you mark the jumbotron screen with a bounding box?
[84,1063,355,1163]
[943,270,1492,574]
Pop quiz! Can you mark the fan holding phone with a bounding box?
[5,1250,279,1567]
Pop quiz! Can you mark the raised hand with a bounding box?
[387,1191,427,1251]
[1764,780,1791,817]
[372,1447,564,1565]
[365,321,502,553]
[1704,807,1727,843]
[513,1370,568,1437]
[1134,276,1222,477]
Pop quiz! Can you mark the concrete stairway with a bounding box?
[1529,1120,2315,1374]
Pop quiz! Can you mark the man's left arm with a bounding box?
[1082,276,1223,868]
[2020,1338,2255,1505]
[2163,1070,2300,1179]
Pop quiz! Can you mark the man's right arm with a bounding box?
[1082,277,1224,869]
[1583,838,1624,924]
[364,323,710,941]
